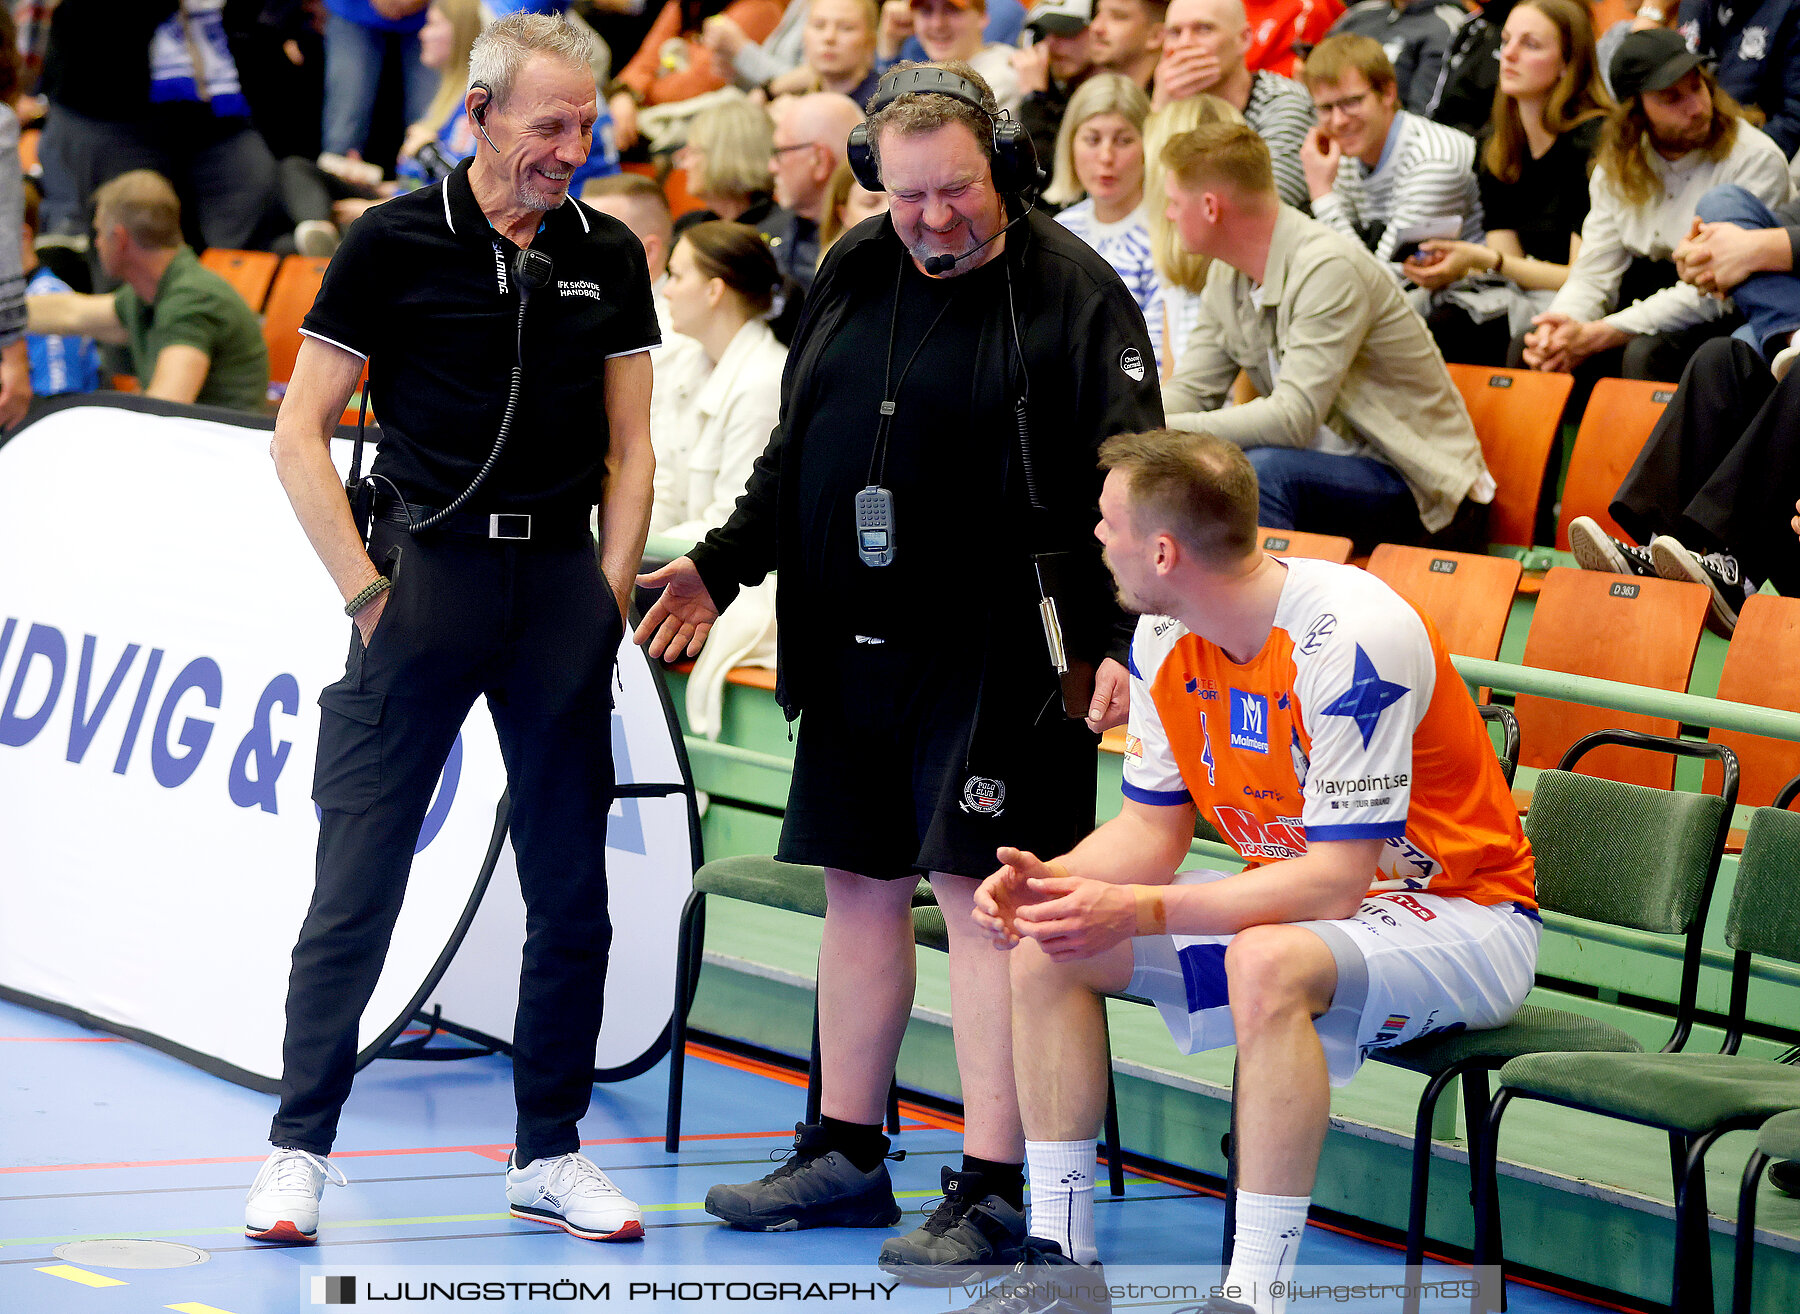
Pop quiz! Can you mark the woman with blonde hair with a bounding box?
[1142,93,1241,378]
[1401,0,1610,363]
[1048,72,1167,367]
[675,96,777,224]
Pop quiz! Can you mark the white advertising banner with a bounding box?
[0,400,696,1089]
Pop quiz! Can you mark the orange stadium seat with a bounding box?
[1555,377,1677,551]
[200,248,281,315]
[1256,526,1352,563]
[1514,566,1710,788]
[262,254,330,386]
[1366,544,1522,661]
[1707,594,1800,810]
[1446,363,1573,548]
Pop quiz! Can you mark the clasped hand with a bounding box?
[972,846,1137,961]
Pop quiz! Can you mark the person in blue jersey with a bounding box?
[1048,72,1166,368]
[20,181,99,398]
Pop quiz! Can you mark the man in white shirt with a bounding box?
[1524,27,1791,382]
[1152,0,1315,210]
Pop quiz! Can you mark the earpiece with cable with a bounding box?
[469,80,500,153]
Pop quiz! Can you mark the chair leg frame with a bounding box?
[1734,1149,1770,1314]
[1470,1088,1514,1314]
[664,889,708,1152]
[1673,1126,1730,1311]
[1103,1068,1125,1198]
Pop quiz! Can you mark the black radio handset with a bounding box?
[410,246,554,534]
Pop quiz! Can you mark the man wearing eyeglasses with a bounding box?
[1299,33,1480,272]
[761,92,868,296]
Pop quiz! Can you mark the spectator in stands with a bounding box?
[1152,0,1316,211]
[652,221,786,542]
[1563,185,1800,634]
[707,0,812,94]
[815,158,889,256]
[877,0,1029,68]
[581,173,711,483]
[1300,36,1482,274]
[1402,0,1609,365]
[1241,0,1343,78]
[879,0,1024,112]
[760,0,882,104]
[1426,0,1515,136]
[1087,0,1167,91]
[21,178,99,398]
[608,0,786,151]
[25,171,269,412]
[1048,74,1167,366]
[1143,92,1239,375]
[37,2,281,253]
[1677,0,1800,157]
[1016,0,1096,172]
[974,425,1536,1314]
[674,96,778,225]
[0,7,31,430]
[760,91,865,293]
[1327,0,1468,113]
[1163,123,1492,548]
[1522,28,1789,383]
[321,1,434,162]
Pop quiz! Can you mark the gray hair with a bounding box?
[468,13,595,109]
[863,61,996,182]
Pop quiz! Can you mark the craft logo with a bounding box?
[1229,689,1268,754]
[960,775,1006,817]
[1373,1013,1409,1044]
[1119,347,1145,382]
[312,1275,356,1305]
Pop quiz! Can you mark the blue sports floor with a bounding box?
[0,998,1614,1314]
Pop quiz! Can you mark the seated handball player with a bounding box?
[972,429,1539,1314]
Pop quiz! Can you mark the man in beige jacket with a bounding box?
[1161,121,1491,549]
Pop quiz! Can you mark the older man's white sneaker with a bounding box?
[506,1151,643,1241]
[245,1147,346,1242]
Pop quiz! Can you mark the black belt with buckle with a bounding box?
[374,497,590,544]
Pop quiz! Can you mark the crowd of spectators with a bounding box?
[8,0,1800,621]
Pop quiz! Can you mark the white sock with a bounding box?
[1025,1138,1098,1265]
[1223,1189,1309,1314]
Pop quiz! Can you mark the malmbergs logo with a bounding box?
[313,1274,356,1304]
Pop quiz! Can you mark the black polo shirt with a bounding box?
[301,159,659,516]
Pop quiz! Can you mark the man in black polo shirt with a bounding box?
[244,13,657,1247]
[638,61,1161,1280]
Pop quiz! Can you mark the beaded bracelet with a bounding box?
[343,575,392,618]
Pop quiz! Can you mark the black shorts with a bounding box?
[777,639,1098,881]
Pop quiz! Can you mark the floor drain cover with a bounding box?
[53,1239,210,1269]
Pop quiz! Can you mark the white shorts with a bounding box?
[1125,869,1542,1087]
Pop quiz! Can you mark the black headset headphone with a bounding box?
[470,80,500,151]
[845,66,1039,197]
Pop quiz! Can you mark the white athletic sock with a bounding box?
[1223,1189,1309,1314]
[1024,1138,1098,1265]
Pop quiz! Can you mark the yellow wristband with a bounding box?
[1133,886,1166,936]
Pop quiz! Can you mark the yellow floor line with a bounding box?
[35,1263,126,1287]
[167,1304,240,1314]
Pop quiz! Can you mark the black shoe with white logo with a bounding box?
[703,1122,901,1231]
[878,1165,1027,1284]
[1650,535,1755,635]
[953,1238,1112,1314]
[1567,516,1657,578]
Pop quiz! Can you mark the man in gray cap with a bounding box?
[1522,25,1790,383]
[1016,0,1098,172]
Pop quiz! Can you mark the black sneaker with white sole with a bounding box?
[1649,535,1754,635]
[879,1165,1027,1284]
[703,1122,901,1231]
[1567,515,1657,578]
[953,1239,1112,1314]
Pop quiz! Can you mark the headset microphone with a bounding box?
[470,80,500,153]
[921,199,1036,276]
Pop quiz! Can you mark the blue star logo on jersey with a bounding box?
[1320,644,1409,749]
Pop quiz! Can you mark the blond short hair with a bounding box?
[1045,72,1151,207]
[1143,94,1240,294]
[1160,121,1274,198]
[93,170,182,250]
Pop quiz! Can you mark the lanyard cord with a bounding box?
[867,252,964,487]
